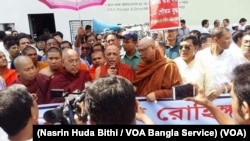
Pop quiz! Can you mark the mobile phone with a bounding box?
[172,84,195,100]
[50,89,64,99]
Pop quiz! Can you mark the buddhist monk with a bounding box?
[88,50,106,80]
[22,46,48,73]
[39,47,63,77]
[12,56,50,104]
[95,44,135,82]
[133,36,182,102]
[46,49,92,103]
[0,51,17,86]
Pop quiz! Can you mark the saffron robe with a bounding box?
[88,66,96,80]
[46,69,92,103]
[12,73,50,104]
[3,68,17,86]
[133,49,182,99]
[100,63,135,82]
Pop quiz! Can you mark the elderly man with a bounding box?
[95,44,135,82]
[0,84,38,141]
[12,56,50,104]
[46,49,92,103]
[133,36,182,102]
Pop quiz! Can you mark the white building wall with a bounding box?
[0,0,250,41]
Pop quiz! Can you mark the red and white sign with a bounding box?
[149,0,180,30]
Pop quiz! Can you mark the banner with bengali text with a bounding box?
[149,0,180,30]
[38,97,232,125]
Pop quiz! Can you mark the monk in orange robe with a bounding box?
[95,45,135,82]
[133,37,182,102]
[0,51,17,86]
[88,50,106,80]
[3,68,17,86]
[22,46,48,73]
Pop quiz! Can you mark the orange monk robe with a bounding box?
[100,63,135,82]
[37,61,48,72]
[133,49,182,99]
[88,66,96,80]
[80,63,88,71]
[3,68,17,86]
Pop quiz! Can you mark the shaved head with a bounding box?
[62,48,79,60]
[62,48,80,75]
[138,36,157,63]
[139,36,155,46]
[14,56,33,71]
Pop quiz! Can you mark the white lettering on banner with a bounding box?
[38,98,232,125]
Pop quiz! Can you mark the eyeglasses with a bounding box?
[29,93,38,101]
[179,45,191,50]
[138,45,152,53]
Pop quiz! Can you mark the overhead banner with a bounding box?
[149,0,180,30]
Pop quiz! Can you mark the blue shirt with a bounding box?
[165,42,180,59]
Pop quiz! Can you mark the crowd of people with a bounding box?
[0,17,250,140]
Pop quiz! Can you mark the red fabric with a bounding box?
[88,66,96,80]
[3,68,17,86]
[12,73,50,104]
[100,63,135,82]
[46,69,92,103]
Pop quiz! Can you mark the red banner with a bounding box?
[149,0,180,30]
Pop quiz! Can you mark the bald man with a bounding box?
[95,44,135,82]
[133,36,182,102]
[11,56,50,104]
[46,49,92,103]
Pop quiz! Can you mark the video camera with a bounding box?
[43,89,86,125]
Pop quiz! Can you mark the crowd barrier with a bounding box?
[38,97,232,125]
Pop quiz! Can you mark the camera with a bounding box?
[43,90,86,125]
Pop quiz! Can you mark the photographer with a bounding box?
[76,75,154,125]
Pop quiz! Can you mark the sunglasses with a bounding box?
[179,45,191,50]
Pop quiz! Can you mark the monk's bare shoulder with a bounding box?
[39,67,51,77]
